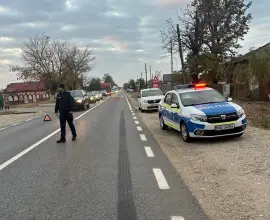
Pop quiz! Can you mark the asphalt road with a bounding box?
[0,91,209,220]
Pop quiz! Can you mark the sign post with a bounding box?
[152,75,160,88]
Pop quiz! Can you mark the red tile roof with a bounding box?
[6,81,46,92]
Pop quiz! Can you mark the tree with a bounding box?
[194,0,252,57]
[87,77,101,91]
[103,73,116,86]
[136,78,146,90]
[123,83,129,90]
[10,35,96,92]
[128,79,136,90]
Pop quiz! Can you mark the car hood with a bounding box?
[188,101,242,115]
[141,95,164,101]
[73,97,83,100]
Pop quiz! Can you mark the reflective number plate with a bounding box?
[215,124,235,130]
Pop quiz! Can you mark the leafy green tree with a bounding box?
[123,83,129,90]
[128,79,136,90]
[103,73,116,86]
[87,77,101,91]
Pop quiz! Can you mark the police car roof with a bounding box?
[175,87,213,94]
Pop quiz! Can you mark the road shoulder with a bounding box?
[127,93,270,220]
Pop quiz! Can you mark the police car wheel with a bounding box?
[180,122,191,142]
[159,115,168,130]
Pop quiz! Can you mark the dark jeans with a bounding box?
[59,112,77,139]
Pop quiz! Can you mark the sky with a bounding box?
[0,0,269,88]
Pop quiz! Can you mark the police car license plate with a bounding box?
[215,124,235,130]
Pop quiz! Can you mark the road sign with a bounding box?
[44,114,51,121]
[152,75,160,88]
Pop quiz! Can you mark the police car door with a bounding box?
[162,93,172,125]
[170,93,181,131]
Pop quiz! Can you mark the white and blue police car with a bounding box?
[158,83,247,142]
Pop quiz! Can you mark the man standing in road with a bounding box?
[55,84,77,143]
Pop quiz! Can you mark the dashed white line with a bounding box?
[135,121,139,124]
[137,126,142,131]
[153,168,170,189]
[144,147,154,157]
[132,113,135,115]
[0,127,7,131]
[12,123,20,126]
[133,116,137,119]
[140,134,147,141]
[171,217,185,220]
[0,97,110,172]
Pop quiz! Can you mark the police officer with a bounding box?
[55,84,77,143]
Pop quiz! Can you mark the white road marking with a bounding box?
[140,134,147,141]
[0,127,7,131]
[0,97,110,172]
[137,126,142,131]
[132,113,135,115]
[144,147,154,157]
[153,168,170,189]
[125,95,134,112]
[25,118,33,121]
[135,121,139,124]
[133,116,137,119]
[171,217,185,220]
[12,123,20,126]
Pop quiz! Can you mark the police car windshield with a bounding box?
[179,90,226,106]
[70,91,83,97]
[142,90,162,97]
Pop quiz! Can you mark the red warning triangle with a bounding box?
[44,114,51,121]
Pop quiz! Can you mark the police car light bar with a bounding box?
[194,83,207,88]
[174,83,208,90]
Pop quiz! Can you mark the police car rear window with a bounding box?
[179,90,225,106]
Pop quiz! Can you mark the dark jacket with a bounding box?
[55,91,74,114]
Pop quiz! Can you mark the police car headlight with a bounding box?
[190,114,207,122]
[141,99,147,103]
[76,99,82,103]
[237,109,245,118]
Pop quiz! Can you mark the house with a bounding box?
[226,43,270,100]
[4,81,50,104]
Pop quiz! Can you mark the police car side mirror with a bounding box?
[227,97,232,102]
[171,103,178,108]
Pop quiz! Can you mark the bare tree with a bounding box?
[10,35,96,91]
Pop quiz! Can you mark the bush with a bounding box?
[260,115,270,128]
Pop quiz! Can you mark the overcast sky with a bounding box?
[0,0,269,88]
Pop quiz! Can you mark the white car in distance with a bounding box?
[138,88,164,112]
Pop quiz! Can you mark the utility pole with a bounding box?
[170,38,173,74]
[145,63,148,89]
[177,24,186,84]
[149,66,152,80]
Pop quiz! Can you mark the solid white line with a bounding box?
[133,116,137,119]
[25,118,33,121]
[0,127,7,131]
[12,123,20,126]
[171,217,185,220]
[144,147,154,157]
[137,126,142,131]
[140,134,147,141]
[135,121,139,124]
[153,168,170,189]
[0,97,110,172]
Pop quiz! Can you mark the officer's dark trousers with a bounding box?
[59,113,77,139]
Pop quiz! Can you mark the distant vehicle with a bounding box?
[70,90,90,110]
[87,92,97,103]
[92,91,103,100]
[100,83,111,96]
[158,83,247,142]
[138,88,164,112]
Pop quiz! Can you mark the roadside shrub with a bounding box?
[260,115,270,128]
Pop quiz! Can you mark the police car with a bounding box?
[158,83,247,142]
